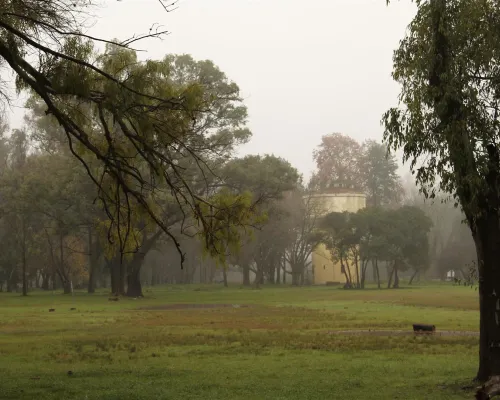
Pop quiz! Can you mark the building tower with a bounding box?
[308,186,366,285]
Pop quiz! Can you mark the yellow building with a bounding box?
[308,188,366,285]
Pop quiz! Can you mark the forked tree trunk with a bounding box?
[340,257,351,287]
[125,231,162,297]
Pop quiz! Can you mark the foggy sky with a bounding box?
[7,0,417,180]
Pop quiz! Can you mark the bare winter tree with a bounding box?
[284,191,324,286]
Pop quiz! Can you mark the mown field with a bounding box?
[0,284,480,399]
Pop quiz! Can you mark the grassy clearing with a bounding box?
[0,284,479,399]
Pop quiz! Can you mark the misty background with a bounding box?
[5,0,417,181]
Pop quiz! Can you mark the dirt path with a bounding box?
[328,329,479,337]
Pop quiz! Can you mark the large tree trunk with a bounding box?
[41,273,49,290]
[291,270,301,286]
[423,0,494,387]
[63,280,72,294]
[52,268,57,290]
[393,267,399,288]
[254,265,264,288]
[110,258,123,296]
[88,266,96,294]
[125,230,162,297]
[126,267,143,297]
[242,264,250,286]
[474,216,500,383]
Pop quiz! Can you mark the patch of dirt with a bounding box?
[327,329,479,337]
[139,303,251,311]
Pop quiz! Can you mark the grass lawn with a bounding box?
[0,284,480,399]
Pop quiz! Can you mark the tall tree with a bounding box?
[0,2,253,263]
[384,0,500,389]
[220,154,301,285]
[359,140,403,208]
[283,191,324,286]
[24,50,253,296]
[312,133,362,190]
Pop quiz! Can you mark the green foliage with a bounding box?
[382,0,500,218]
[198,189,267,267]
[311,134,403,208]
[222,154,300,199]
[359,140,403,207]
[312,132,362,190]
[322,205,433,281]
[23,45,254,262]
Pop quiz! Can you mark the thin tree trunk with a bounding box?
[21,217,27,296]
[340,256,350,287]
[222,267,228,287]
[409,269,419,285]
[387,264,395,289]
[361,259,369,289]
[87,228,95,294]
[354,252,360,289]
[375,259,381,289]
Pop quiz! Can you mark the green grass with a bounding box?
[0,284,480,399]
